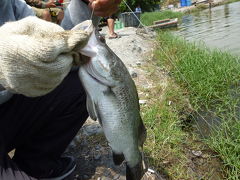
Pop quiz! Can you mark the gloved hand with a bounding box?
[0,16,92,97]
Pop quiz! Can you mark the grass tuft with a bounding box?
[154,30,240,178]
[140,11,183,26]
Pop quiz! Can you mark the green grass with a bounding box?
[153,31,240,178]
[140,11,183,26]
[155,33,240,109]
[208,120,240,179]
[141,82,195,179]
[139,6,240,179]
[140,62,226,179]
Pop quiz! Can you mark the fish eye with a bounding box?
[99,35,106,44]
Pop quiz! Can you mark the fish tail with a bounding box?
[126,161,145,180]
[112,152,125,165]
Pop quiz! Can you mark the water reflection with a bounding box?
[224,4,229,18]
[175,2,240,55]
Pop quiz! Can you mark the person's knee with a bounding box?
[42,10,52,22]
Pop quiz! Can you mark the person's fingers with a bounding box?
[91,6,119,17]
[50,3,57,7]
[93,5,118,16]
[93,9,117,17]
[88,0,121,17]
[89,0,103,11]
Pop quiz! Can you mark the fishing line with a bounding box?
[122,0,146,28]
[90,1,95,21]
[84,1,95,32]
[158,45,218,132]
[121,1,218,132]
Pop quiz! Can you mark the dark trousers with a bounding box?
[0,70,88,179]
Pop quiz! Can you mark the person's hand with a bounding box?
[89,0,122,17]
[45,0,56,8]
[0,17,92,97]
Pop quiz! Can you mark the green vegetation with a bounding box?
[156,33,240,109]
[140,10,240,179]
[140,82,216,179]
[144,32,240,179]
[119,0,159,12]
[141,82,190,178]
[140,11,183,26]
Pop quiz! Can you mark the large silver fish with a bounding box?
[62,1,147,179]
[81,29,146,180]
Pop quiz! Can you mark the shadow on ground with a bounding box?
[64,121,126,180]
[64,120,165,180]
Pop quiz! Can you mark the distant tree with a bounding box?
[119,0,160,12]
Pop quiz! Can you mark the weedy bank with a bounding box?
[140,11,183,26]
[140,11,240,179]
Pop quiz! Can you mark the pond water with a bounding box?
[175,1,240,56]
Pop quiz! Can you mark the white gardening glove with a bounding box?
[0,16,93,97]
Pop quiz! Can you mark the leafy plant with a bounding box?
[119,0,160,12]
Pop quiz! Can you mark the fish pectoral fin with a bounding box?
[86,96,98,121]
[87,97,103,125]
[86,61,115,87]
[112,152,125,165]
[126,162,145,180]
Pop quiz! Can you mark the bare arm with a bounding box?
[25,0,56,8]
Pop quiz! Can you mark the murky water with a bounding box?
[175,2,240,56]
